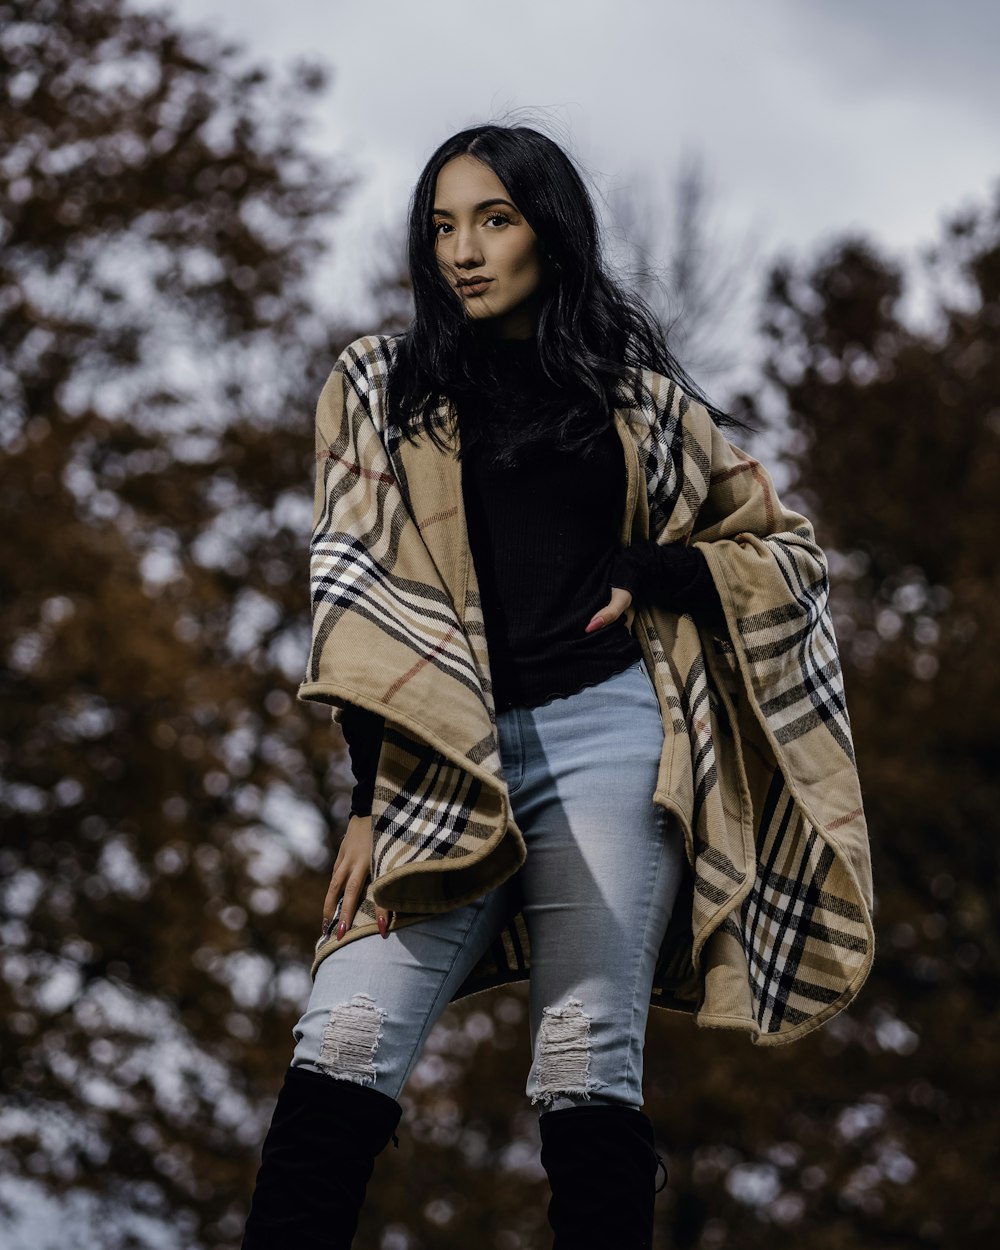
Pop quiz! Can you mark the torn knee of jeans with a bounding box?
[530,996,596,1107]
[317,992,386,1086]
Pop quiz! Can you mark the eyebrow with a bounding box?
[431,198,518,217]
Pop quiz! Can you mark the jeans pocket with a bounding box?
[637,657,658,699]
[497,709,525,795]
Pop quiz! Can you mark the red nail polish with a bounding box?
[378,915,388,938]
[336,920,346,939]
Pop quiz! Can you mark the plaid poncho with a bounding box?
[298,334,875,1046]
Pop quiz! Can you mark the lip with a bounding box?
[457,278,493,296]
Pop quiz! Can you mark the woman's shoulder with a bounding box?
[317,334,407,432]
[332,332,406,385]
[622,363,698,429]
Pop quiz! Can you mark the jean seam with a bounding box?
[396,891,503,1088]
[501,708,525,795]
[621,813,670,1104]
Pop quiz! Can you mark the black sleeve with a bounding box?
[610,539,724,621]
[339,704,385,818]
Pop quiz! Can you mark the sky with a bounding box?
[138,0,999,384]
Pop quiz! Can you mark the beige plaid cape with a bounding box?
[298,334,875,1045]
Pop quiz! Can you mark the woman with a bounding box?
[241,125,873,1250]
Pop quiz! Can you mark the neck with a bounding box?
[472,330,538,352]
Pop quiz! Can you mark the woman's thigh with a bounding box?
[498,658,686,1113]
[290,873,518,1100]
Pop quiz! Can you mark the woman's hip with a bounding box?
[497,657,665,823]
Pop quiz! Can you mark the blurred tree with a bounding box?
[609,151,759,393]
[0,0,358,1244]
[729,196,1000,1245]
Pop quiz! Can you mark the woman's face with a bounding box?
[432,154,544,340]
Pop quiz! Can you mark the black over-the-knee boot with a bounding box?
[538,1103,668,1250]
[241,1064,402,1250]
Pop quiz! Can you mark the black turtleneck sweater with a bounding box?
[339,336,722,817]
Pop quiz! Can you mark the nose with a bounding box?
[451,225,484,270]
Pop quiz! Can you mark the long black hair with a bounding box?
[386,124,737,460]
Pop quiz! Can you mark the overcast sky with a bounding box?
[143,0,999,381]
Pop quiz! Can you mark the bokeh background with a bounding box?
[2,1,998,1247]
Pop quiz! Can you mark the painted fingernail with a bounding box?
[377,915,388,938]
[336,920,346,939]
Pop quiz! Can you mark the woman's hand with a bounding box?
[584,585,633,634]
[322,813,393,941]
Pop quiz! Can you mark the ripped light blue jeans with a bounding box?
[290,656,687,1113]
